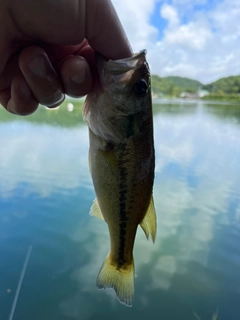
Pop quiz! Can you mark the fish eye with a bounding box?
[134,79,149,96]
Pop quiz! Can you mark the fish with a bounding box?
[82,50,156,307]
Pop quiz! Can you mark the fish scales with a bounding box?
[83,50,156,306]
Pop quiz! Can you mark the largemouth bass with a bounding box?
[82,50,156,306]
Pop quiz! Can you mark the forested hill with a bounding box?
[165,76,203,91]
[151,74,240,97]
[203,75,240,94]
[151,75,203,96]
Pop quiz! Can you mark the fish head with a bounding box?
[83,50,152,143]
[97,49,151,116]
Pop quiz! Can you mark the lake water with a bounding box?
[1,100,240,320]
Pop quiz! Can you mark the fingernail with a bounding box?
[20,82,32,97]
[45,92,65,109]
[7,100,17,114]
[70,72,85,84]
[28,54,46,76]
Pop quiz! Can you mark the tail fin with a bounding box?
[96,253,134,307]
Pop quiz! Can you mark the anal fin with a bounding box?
[140,195,157,243]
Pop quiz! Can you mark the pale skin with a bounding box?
[0,0,132,115]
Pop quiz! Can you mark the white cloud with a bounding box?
[161,4,179,27]
[112,0,158,51]
[172,0,207,5]
[112,0,240,83]
[211,0,240,37]
[163,21,212,51]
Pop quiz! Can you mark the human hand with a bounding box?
[0,0,132,115]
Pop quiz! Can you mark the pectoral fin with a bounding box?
[99,147,119,182]
[90,199,104,221]
[140,195,157,243]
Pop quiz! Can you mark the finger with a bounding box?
[0,88,11,109]
[19,46,65,108]
[7,76,38,115]
[60,55,92,98]
[86,0,132,59]
[9,0,132,60]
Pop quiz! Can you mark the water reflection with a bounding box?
[0,121,91,198]
[1,101,240,319]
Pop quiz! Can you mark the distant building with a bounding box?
[180,89,209,99]
[197,89,209,97]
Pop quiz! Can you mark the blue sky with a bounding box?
[150,0,218,39]
[150,2,168,40]
[112,0,240,83]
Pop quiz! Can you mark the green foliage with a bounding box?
[202,93,240,102]
[203,75,240,94]
[152,74,240,100]
[165,76,203,91]
[151,75,175,96]
[0,99,85,127]
[151,75,201,97]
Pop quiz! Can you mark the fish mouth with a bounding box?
[96,50,146,74]
[96,50,148,87]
